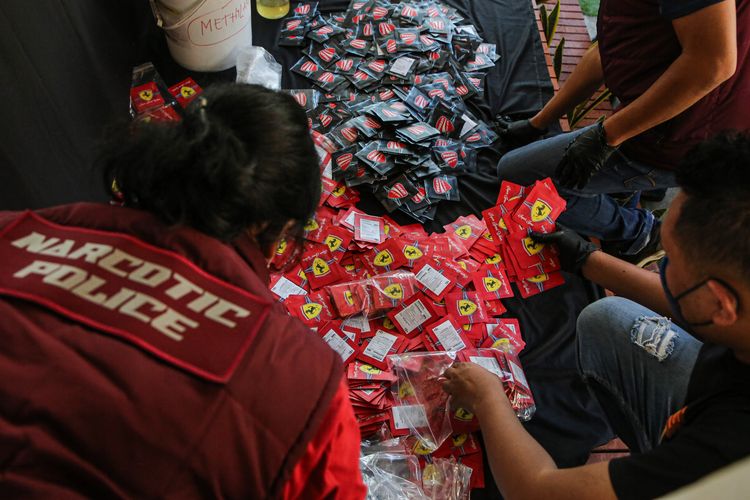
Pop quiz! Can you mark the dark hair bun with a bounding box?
[100,83,320,249]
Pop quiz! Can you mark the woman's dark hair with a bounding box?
[100,83,321,252]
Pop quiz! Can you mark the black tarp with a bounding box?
[0,0,611,495]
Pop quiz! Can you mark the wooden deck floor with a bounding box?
[534,0,613,130]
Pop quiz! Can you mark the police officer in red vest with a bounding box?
[495,0,749,264]
[0,83,366,498]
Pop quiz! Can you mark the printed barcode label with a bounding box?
[323,329,355,362]
[470,356,503,378]
[394,299,431,334]
[433,319,466,351]
[392,404,429,429]
[363,331,398,362]
[270,277,307,300]
[358,218,381,243]
[415,264,450,296]
[343,314,370,333]
[390,57,416,76]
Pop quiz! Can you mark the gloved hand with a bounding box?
[530,225,598,274]
[494,115,547,148]
[555,122,618,189]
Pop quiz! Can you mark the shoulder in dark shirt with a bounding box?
[659,0,725,20]
[609,344,750,499]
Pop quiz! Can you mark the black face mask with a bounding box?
[659,256,740,328]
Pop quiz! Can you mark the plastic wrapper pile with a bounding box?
[280,0,502,223]
[270,120,567,489]
[360,439,473,499]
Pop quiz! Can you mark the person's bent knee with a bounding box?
[577,296,640,371]
[577,297,634,344]
[496,146,531,181]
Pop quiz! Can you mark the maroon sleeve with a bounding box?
[0,211,23,231]
[281,379,367,500]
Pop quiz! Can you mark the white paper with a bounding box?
[323,329,355,362]
[340,326,357,342]
[469,355,503,378]
[394,299,432,334]
[390,57,416,77]
[358,218,382,243]
[392,404,429,429]
[270,277,307,300]
[415,264,451,297]
[344,210,358,228]
[343,314,370,334]
[509,359,529,390]
[363,331,398,362]
[460,114,478,138]
[318,146,332,179]
[432,319,466,351]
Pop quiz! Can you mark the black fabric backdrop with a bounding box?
[0,0,611,494]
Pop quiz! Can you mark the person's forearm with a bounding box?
[475,396,558,498]
[582,251,670,316]
[531,44,604,129]
[603,46,735,146]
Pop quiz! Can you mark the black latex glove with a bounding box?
[555,122,618,189]
[530,225,598,274]
[494,115,547,148]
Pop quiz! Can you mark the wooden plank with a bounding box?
[534,0,611,129]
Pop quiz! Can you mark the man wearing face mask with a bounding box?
[442,133,750,498]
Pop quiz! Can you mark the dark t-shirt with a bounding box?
[609,344,750,499]
[659,0,724,20]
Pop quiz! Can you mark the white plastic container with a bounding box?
[149,0,253,72]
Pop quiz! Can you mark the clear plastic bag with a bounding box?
[327,271,418,319]
[422,457,473,500]
[389,352,456,454]
[235,45,282,90]
[360,450,473,500]
[361,452,427,500]
[456,347,536,422]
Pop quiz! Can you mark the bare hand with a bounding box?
[442,363,505,414]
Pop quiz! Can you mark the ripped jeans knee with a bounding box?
[630,316,678,362]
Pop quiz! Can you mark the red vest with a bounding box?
[598,0,750,168]
[0,203,342,498]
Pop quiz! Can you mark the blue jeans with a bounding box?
[577,297,702,452]
[496,126,677,254]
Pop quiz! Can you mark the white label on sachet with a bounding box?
[270,277,307,300]
[392,404,429,429]
[323,329,355,361]
[470,356,503,378]
[415,264,450,296]
[394,299,431,334]
[358,218,382,243]
[432,319,466,351]
[363,331,398,362]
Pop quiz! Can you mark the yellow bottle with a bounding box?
[256,0,289,19]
